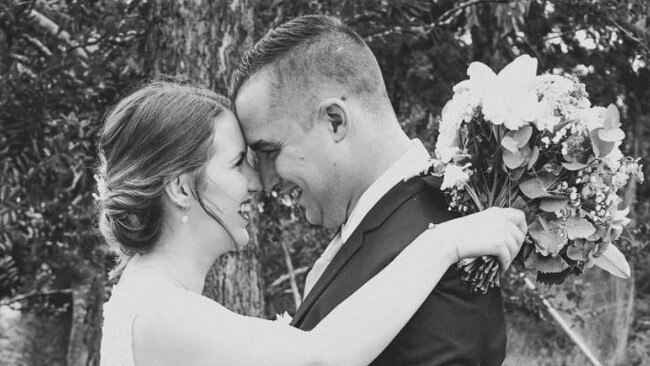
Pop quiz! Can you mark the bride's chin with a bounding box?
[230,228,250,250]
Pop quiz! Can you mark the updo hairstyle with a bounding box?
[95,80,233,277]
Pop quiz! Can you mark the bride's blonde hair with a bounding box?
[95,79,234,278]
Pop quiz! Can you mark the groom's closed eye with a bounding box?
[250,140,281,156]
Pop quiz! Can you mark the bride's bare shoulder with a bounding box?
[131,290,233,365]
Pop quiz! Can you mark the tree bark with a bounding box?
[67,273,104,366]
[141,0,264,317]
[142,0,256,95]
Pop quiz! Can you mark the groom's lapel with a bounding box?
[291,177,429,326]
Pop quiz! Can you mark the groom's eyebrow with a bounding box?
[249,140,279,151]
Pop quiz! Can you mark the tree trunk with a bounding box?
[141,0,264,317]
[67,273,104,366]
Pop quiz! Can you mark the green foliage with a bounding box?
[0,0,147,302]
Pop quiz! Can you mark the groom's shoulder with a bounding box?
[390,176,458,225]
[362,176,457,251]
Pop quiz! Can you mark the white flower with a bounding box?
[275,311,293,325]
[435,147,461,164]
[436,99,465,163]
[579,106,607,131]
[536,114,562,131]
[441,163,473,190]
[462,55,541,130]
[533,74,576,97]
[531,73,591,130]
[440,93,480,133]
[611,170,629,189]
[93,174,109,202]
[403,158,449,182]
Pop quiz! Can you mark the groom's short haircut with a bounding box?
[229,15,388,116]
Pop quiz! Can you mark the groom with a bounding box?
[231,15,506,365]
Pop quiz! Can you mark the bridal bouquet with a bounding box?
[418,55,644,293]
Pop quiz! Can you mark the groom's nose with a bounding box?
[258,156,282,193]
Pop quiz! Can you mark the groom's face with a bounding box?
[235,72,347,229]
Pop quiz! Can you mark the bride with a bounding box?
[97,80,527,366]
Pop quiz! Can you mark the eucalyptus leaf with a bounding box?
[503,149,525,169]
[565,215,597,240]
[525,252,569,273]
[508,166,526,181]
[519,173,555,199]
[590,128,616,157]
[529,219,567,256]
[539,198,569,212]
[527,146,540,169]
[501,136,519,152]
[512,125,533,148]
[566,240,596,261]
[562,161,589,171]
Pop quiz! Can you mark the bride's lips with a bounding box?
[238,199,253,221]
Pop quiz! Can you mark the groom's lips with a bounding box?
[290,185,302,201]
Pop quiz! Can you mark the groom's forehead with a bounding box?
[235,73,279,118]
[236,75,298,129]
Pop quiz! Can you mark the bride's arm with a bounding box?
[133,208,525,366]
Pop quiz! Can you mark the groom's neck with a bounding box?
[345,124,412,216]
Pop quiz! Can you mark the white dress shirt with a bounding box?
[302,139,432,297]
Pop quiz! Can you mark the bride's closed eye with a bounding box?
[233,152,247,168]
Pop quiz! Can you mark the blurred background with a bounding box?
[0,0,648,365]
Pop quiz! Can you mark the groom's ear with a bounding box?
[318,98,349,142]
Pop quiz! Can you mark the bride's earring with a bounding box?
[181,205,189,223]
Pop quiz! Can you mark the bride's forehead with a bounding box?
[211,111,246,150]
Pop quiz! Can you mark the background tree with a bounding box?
[138,0,264,317]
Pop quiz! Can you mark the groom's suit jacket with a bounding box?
[290,176,506,366]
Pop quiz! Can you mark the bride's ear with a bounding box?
[318,98,349,142]
[165,173,193,208]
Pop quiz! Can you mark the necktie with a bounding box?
[303,229,343,297]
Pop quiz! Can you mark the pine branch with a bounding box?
[364,0,514,42]
[0,288,72,306]
[437,0,512,24]
[609,18,650,56]
[269,266,308,288]
[24,34,53,57]
[27,9,89,63]
[279,240,302,309]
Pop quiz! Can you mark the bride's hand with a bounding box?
[424,207,527,270]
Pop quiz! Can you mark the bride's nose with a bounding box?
[243,160,262,194]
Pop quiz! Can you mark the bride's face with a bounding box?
[192,110,261,250]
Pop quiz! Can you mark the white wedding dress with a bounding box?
[100,269,185,366]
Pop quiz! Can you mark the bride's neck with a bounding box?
[127,229,228,294]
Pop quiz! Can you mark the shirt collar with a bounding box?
[340,139,431,242]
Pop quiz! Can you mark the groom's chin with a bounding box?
[303,205,324,227]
